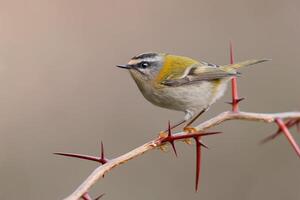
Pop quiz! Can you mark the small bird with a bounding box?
[117,52,269,132]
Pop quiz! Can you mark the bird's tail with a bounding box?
[221,59,271,72]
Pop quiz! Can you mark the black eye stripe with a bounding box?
[131,61,156,69]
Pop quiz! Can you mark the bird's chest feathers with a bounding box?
[156,82,215,111]
[134,76,216,112]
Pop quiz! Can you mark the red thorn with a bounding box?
[226,98,245,105]
[100,141,107,177]
[199,140,209,149]
[286,119,300,132]
[159,129,222,191]
[285,119,295,127]
[82,193,92,200]
[260,126,282,144]
[168,121,172,137]
[54,142,109,165]
[260,119,300,145]
[288,119,300,133]
[194,136,202,192]
[94,193,105,200]
[170,141,178,157]
[168,121,178,157]
[236,98,244,103]
[100,141,105,161]
[275,118,300,158]
[260,132,281,144]
[231,77,239,112]
[198,131,222,137]
[54,152,100,163]
[161,131,221,143]
[158,127,222,191]
[99,143,108,164]
[160,130,221,158]
[229,41,242,112]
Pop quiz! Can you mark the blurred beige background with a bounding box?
[0,0,299,199]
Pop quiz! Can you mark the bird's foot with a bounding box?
[158,143,168,152]
[183,126,198,145]
[158,131,169,152]
[158,131,168,139]
[183,126,198,133]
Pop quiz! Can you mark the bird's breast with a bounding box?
[130,69,229,113]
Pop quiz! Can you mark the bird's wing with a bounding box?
[160,62,236,87]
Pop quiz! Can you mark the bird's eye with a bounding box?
[139,62,149,69]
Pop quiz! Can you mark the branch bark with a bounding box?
[63,111,300,200]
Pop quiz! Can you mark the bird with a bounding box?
[117,52,269,133]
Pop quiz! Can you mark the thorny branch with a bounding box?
[55,44,300,200]
[57,111,300,200]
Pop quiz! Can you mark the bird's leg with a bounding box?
[163,119,186,133]
[182,108,209,145]
[183,108,208,132]
[159,119,186,139]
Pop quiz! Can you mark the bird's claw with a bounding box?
[183,126,198,133]
[158,131,169,152]
[158,143,168,152]
[158,131,168,139]
[183,126,197,145]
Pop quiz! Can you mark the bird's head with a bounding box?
[116,52,165,81]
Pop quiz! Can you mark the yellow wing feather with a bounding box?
[155,54,200,83]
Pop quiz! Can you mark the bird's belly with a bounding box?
[145,81,225,112]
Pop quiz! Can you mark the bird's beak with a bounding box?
[116,64,131,69]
